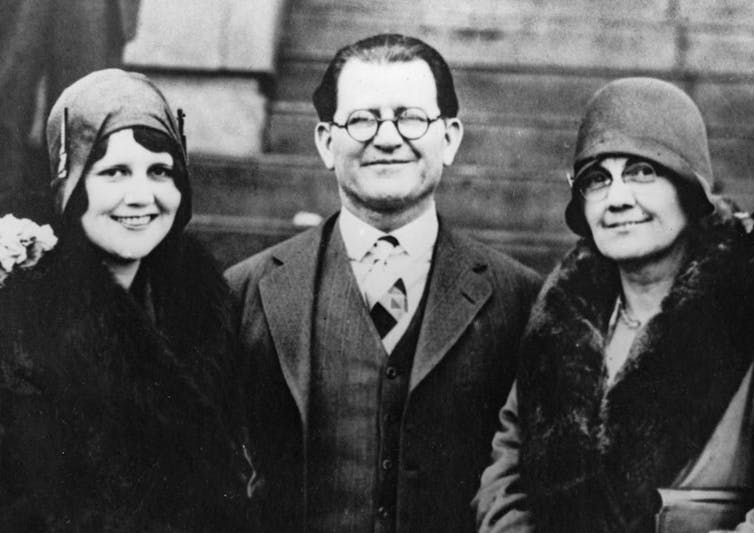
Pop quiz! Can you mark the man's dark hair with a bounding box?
[312,33,459,122]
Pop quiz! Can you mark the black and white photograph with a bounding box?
[2,1,754,532]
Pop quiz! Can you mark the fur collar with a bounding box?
[0,233,245,530]
[518,211,754,532]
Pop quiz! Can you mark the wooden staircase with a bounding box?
[189,0,754,273]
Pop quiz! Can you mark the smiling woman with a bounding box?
[0,69,251,531]
[476,78,754,533]
[80,128,183,288]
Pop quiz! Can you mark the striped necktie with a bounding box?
[366,236,408,338]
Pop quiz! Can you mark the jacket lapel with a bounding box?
[410,228,492,390]
[258,222,331,434]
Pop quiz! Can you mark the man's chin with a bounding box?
[361,191,432,215]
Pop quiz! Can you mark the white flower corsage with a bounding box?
[0,214,58,287]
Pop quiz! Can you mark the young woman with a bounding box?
[476,78,754,533]
[0,69,250,531]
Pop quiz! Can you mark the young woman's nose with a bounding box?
[123,171,155,205]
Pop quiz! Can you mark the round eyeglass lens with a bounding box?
[346,111,380,142]
[397,109,430,139]
[577,168,612,199]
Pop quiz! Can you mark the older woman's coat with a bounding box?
[476,209,754,533]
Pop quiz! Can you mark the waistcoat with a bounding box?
[307,226,429,532]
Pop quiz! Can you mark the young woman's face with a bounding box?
[80,129,181,263]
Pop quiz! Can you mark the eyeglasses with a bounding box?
[331,107,444,142]
[574,160,661,201]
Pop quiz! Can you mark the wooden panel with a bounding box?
[685,30,754,74]
[190,156,574,233]
[678,0,754,25]
[281,9,678,70]
[274,63,754,139]
[267,108,319,156]
[457,121,575,169]
[191,156,341,220]
[274,64,754,136]
[276,60,612,119]
[266,102,754,188]
[267,104,577,169]
[709,137,754,201]
[297,0,671,21]
[692,80,754,132]
[189,214,575,274]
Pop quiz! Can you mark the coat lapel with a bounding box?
[518,220,754,531]
[258,221,331,434]
[410,228,492,390]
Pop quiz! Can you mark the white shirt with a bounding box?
[339,204,438,352]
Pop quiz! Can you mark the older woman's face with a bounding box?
[581,156,689,263]
[80,129,181,263]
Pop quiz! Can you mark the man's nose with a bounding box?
[123,172,155,205]
[372,118,403,149]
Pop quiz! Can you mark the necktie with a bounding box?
[365,236,408,338]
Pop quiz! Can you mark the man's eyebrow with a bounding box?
[362,106,409,117]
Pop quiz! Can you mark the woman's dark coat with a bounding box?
[477,208,754,532]
[0,234,249,532]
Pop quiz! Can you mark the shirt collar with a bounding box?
[339,202,439,261]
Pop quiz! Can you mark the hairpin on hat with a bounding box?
[177,108,188,164]
[56,107,69,181]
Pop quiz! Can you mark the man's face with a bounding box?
[315,58,463,227]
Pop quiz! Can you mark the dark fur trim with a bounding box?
[518,211,754,532]
[0,233,248,531]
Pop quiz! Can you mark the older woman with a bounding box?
[475,78,754,533]
[0,69,249,531]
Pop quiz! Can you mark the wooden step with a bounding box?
[267,101,578,168]
[190,154,576,234]
[276,60,606,120]
[188,213,576,274]
[275,59,754,134]
[280,3,678,71]
[189,153,754,226]
[187,152,754,273]
[266,102,754,188]
[279,0,754,75]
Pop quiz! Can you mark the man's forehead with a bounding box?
[334,58,438,114]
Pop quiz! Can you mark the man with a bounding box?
[226,33,541,533]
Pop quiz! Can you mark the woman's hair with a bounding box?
[61,126,189,236]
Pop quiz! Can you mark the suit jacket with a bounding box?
[225,214,541,533]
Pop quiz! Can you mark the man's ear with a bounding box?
[442,118,463,166]
[314,122,335,169]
